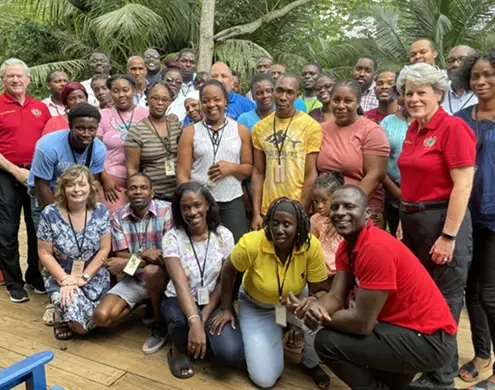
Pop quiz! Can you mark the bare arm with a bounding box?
[382,175,401,201]
[325,288,389,335]
[315,270,350,315]
[443,167,474,236]
[251,148,266,219]
[84,233,111,277]
[0,153,28,184]
[219,256,238,310]
[360,154,388,199]
[176,125,194,185]
[301,152,318,212]
[34,178,55,208]
[165,256,199,319]
[125,146,141,179]
[38,240,69,284]
[228,124,253,180]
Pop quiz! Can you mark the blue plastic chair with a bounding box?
[0,350,65,390]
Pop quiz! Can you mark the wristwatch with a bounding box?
[441,231,456,241]
[82,272,92,282]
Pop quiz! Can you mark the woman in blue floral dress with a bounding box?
[38,165,111,340]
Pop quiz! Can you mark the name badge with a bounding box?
[165,159,175,176]
[71,259,85,277]
[197,286,210,305]
[207,178,216,187]
[274,164,286,183]
[275,302,287,327]
[349,299,356,309]
[123,254,141,276]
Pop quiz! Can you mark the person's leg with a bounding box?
[462,227,492,381]
[0,170,26,299]
[205,306,244,366]
[384,202,400,237]
[23,190,44,290]
[315,323,456,390]
[238,289,284,388]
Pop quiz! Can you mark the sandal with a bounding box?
[460,360,492,382]
[302,364,330,389]
[53,311,73,341]
[285,329,304,351]
[167,348,194,379]
[43,304,55,326]
[468,379,495,389]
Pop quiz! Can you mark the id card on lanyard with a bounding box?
[188,232,211,305]
[69,208,88,277]
[274,251,294,327]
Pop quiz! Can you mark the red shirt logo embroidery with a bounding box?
[31,108,41,117]
[423,136,437,148]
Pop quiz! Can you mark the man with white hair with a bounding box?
[0,58,51,303]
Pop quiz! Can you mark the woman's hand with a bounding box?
[209,309,236,336]
[101,175,122,203]
[208,161,233,182]
[396,220,403,241]
[304,301,332,331]
[188,319,207,359]
[59,275,77,287]
[251,214,263,231]
[60,285,81,308]
[286,292,317,320]
[74,277,88,288]
[430,236,456,264]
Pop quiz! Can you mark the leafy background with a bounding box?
[1,0,494,98]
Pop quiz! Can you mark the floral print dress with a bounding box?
[37,203,111,331]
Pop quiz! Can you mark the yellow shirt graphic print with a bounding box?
[253,111,322,214]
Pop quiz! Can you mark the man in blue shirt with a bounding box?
[28,103,106,230]
[209,62,255,120]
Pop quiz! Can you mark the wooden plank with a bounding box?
[0,347,109,390]
[0,329,125,386]
[110,373,178,390]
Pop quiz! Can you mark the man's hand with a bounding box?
[285,292,317,320]
[140,249,163,265]
[104,257,128,274]
[12,167,29,186]
[304,301,332,331]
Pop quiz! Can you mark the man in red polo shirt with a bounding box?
[300,185,456,390]
[0,58,51,303]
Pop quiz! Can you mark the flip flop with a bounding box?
[53,311,73,341]
[167,348,194,379]
[459,360,492,382]
[302,364,330,389]
[43,304,55,326]
[469,379,495,389]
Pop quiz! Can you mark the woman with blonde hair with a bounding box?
[37,165,111,340]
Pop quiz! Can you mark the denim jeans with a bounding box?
[160,296,244,365]
[238,287,320,388]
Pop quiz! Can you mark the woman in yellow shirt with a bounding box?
[210,197,330,389]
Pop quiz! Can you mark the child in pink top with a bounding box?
[310,172,345,279]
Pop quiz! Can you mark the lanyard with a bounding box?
[448,92,474,114]
[68,133,94,167]
[188,232,211,287]
[204,119,228,164]
[148,117,171,155]
[117,109,135,133]
[347,248,357,301]
[68,208,88,261]
[272,112,295,164]
[275,251,294,303]
[181,83,193,98]
[474,105,495,153]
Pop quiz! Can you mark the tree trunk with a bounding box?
[197,0,216,72]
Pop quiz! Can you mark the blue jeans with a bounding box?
[238,287,320,388]
[160,296,244,365]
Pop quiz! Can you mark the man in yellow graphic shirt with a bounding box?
[251,73,322,230]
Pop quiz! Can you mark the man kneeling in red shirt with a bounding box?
[302,185,457,390]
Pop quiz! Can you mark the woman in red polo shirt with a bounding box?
[396,63,476,390]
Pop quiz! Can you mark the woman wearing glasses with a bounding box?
[125,81,182,202]
[164,66,200,123]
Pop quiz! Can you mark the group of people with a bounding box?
[0,37,494,390]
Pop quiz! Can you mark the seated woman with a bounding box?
[211,197,330,389]
[37,165,111,340]
[162,182,244,379]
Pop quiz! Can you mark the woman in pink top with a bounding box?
[97,74,148,214]
[42,82,88,136]
[316,78,390,228]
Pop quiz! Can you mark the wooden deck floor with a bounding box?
[0,225,482,389]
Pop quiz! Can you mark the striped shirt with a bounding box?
[124,116,182,199]
[191,118,244,202]
[112,199,173,284]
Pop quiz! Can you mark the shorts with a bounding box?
[107,277,148,309]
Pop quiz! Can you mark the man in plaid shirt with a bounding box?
[352,55,379,113]
[93,172,173,353]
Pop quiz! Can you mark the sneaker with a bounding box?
[142,324,167,355]
[0,270,4,286]
[7,288,29,303]
[142,301,155,325]
[24,278,47,295]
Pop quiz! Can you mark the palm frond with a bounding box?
[214,39,270,76]
[11,0,81,25]
[29,59,87,87]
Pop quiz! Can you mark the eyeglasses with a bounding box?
[166,77,182,86]
[148,96,172,104]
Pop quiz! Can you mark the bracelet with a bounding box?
[441,231,456,241]
[187,314,200,323]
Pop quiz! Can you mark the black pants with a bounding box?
[218,196,246,299]
[0,170,41,290]
[315,323,456,390]
[401,207,472,385]
[465,227,495,370]
[384,202,400,237]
